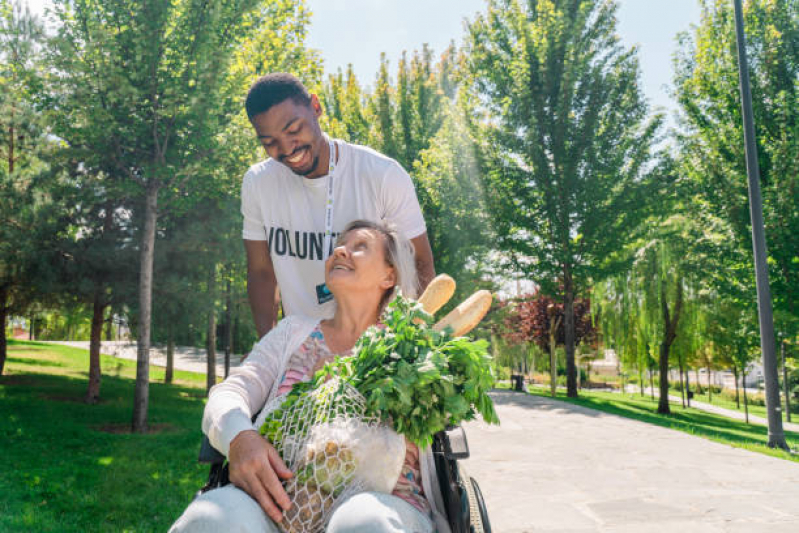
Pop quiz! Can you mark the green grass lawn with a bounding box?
[0,341,211,532]
[668,386,796,424]
[513,383,799,462]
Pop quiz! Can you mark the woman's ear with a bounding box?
[380,266,397,291]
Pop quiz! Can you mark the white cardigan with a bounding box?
[202,314,451,533]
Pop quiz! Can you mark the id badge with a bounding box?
[316,282,334,305]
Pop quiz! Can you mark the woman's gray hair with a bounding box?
[337,219,419,307]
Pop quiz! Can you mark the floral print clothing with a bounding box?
[392,438,432,515]
[275,325,430,516]
[276,325,337,396]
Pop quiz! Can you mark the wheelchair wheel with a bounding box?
[457,463,491,533]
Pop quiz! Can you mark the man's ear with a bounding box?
[310,94,323,118]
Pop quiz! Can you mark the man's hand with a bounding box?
[228,430,293,523]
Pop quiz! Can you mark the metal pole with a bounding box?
[732,0,787,450]
[782,340,791,423]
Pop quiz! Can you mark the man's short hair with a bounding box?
[245,73,312,120]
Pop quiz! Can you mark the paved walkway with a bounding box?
[463,390,799,532]
[47,341,245,377]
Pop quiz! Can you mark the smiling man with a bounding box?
[241,73,435,336]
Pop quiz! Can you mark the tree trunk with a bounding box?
[563,274,577,397]
[742,369,749,424]
[782,341,791,423]
[206,266,217,395]
[678,357,685,409]
[105,307,114,341]
[85,289,105,404]
[707,364,713,402]
[549,316,561,398]
[165,326,174,384]
[685,368,691,408]
[132,184,159,433]
[648,364,655,401]
[549,341,557,398]
[639,365,645,397]
[695,368,702,394]
[733,364,740,409]
[657,341,671,414]
[0,286,8,376]
[29,314,34,340]
[224,276,232,379]
[233,309,240,357]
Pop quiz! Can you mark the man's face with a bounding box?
[251,94,326,178]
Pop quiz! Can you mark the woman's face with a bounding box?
[325,228,396,299]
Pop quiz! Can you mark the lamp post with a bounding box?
[732,0,788,450]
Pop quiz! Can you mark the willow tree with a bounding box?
[466,0,663,396]
[631,217,704,414]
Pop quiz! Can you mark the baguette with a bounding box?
[433,290,492,337]
[417,274,456,315]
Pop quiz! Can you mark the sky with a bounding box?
[25,0,702,118]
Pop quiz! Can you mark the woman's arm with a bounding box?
[201,320,288,456]
[201,318,295,522]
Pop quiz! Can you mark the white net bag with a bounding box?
[255,378,405,533]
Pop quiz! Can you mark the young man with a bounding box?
[242,73,435,337]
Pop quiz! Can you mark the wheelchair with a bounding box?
[197,425,491,533]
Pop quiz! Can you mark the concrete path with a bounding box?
[462,390,799,532]
[47,341,245,377]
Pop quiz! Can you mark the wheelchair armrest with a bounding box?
[440,426,470,460]
[198,435,226,464]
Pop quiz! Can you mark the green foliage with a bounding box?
[465,0,664,395]
[674,0,799,338]
[466,0,664,293]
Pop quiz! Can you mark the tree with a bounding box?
[467,0,663,397]
[630,216,704,414]
[674,0,799,341]
[503,292,595,396]
[0,0,60,375]
[49,0,317,432]
[413,104,495,307]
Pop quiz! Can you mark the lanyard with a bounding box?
[323,139,337,260]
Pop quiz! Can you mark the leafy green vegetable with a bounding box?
[260,293,499,449]
[325,294,499,448]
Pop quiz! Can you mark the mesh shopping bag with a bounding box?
[256,378,405,533]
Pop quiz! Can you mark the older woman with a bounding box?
[170,220,448,533]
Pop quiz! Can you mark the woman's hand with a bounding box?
[228,430,294,523]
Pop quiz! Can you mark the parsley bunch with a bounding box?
[324,294,499,448]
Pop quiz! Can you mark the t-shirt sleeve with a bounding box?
[381,161,427,239]
[241,170,268,241]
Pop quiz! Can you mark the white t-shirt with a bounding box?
[241,138,426,319]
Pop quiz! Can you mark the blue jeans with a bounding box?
[169,485,434,533]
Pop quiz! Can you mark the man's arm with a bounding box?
[244,240,280,338]
[410,232,435,294]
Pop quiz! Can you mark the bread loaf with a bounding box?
[417,274,456,315]
[433,290,492,337]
